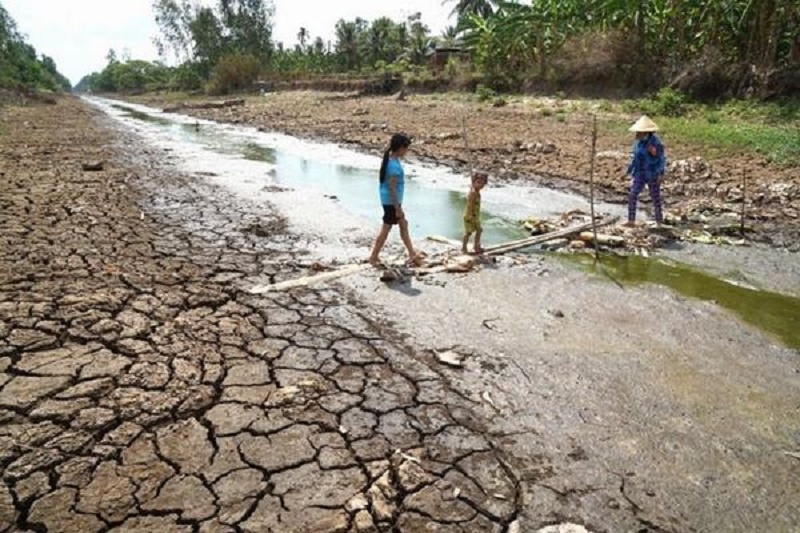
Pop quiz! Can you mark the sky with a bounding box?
[3,0,455,86]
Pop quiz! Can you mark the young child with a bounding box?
[462,172,488,254]
[368,133,423,267]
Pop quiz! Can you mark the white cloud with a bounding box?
[3,0,455,86]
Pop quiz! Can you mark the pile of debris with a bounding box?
[520,209,748,255]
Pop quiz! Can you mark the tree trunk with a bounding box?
[789,0,800,65]
[537,23,547,76]
[761,0,779,68]
[636,0,648,88]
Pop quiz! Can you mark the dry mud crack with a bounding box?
[0,97,618,533]
[9,96,781,532]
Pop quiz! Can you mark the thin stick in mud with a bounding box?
[589,115,600,262]
[741,168,747,238]
[461,115,474,177]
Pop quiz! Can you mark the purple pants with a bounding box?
[629,178,662,223]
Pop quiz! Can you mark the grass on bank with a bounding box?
[125,84,799,167]
[604,91,800,167]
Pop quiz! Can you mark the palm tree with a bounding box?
[297,27,308,51]
[445,0,498,20]
[440,25,460,47]
[335,20,360,69]
[407,18,433,64]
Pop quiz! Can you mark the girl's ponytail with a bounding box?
[379,148,392,184]
[379,133,412,183]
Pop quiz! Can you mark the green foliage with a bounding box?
[458,0,798,92]
[332,13,434,73]
[153,0,274,64]
[0,4,71,91]
[611,97,800,166]
[475,83,495,101]
[75,54,172,93]
[638,88,689,117]
[208,53,261,95]
[665,118,800,167]
[170,63,205,91]
[596,100,614,113]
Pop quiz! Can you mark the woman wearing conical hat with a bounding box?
[626,116,667,226]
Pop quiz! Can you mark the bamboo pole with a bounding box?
[589,114,600,262]
[740,167,747,238]
[485,217,619,256]
[462,115,474,177]
[249,264,370,294]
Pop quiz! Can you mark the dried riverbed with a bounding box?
[1,95,798,533]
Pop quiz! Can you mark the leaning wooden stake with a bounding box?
[740,168,747,238]
[589,114,600,262]
[462,115,475,177]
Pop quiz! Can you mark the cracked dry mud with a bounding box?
[0,97,567,533]
[5,96,796,533]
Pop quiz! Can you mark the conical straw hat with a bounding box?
[629,115,659,132]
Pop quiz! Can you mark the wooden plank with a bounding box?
[427,235,462,247]
[486,216,619,256]
[250,263,370,294]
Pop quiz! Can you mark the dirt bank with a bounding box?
[129,91,800,250]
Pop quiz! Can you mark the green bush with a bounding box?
[639,87,688,117]
[475,83,496,102]
[705,111,721,124]
[170,63,205,91]
[208,54,262,95]
[596,100,614,112]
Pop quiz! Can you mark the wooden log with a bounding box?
[163,98,246,114]
[426,235,463,247]
[250,263,370,294]
[485,216,619,256]
[578,232,626,247]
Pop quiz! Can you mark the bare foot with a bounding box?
[368,257,383,268]
[407,254,424,267]
[461,247,469,255]
[473,246,485,255]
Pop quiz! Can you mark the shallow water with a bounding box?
[573,254,800,350]
[97,99,550,244]
[91,97,799,350]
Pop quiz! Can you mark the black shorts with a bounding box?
[382,204,401,225]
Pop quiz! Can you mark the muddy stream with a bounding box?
[87,96,799,352]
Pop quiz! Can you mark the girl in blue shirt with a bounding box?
[369,133,422,267]
[626,115,667,226]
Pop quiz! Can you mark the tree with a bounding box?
[312,36,325,55]
[335,19,361,69]
[406,14,433,64]
[189,6,224,76]
[440,25,460,47]
[297,27,308,52]
[154,0,275,65]
[446,0,498,24]
[153,0,193,61]
[0,4,71,91]
[218,0,275,61]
